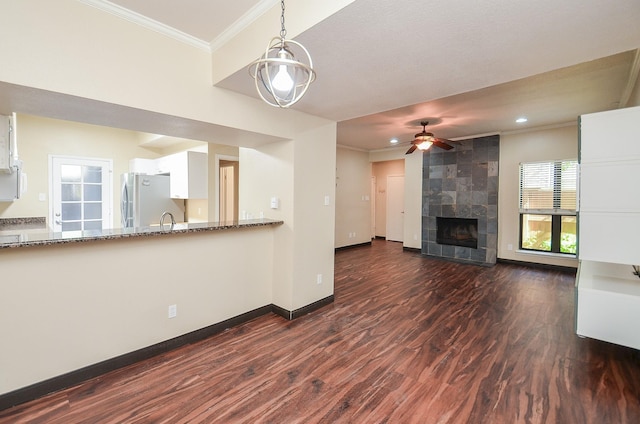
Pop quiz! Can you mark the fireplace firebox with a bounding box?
[436,217,478,249]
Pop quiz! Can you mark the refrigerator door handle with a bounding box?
[121,179,129,228]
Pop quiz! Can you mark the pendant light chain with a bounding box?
[279,0,287,39]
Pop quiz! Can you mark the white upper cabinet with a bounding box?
[129,158,160,175]
[160,151,208,199]
[579,106,640,265]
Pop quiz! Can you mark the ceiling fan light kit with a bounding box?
[405,121,455,154]
[249,0,316,108]
[417,140,433,150]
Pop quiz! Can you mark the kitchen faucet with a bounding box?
[160,211,176,230]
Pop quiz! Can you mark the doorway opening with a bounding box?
[218,159,239,222]
[371,159,405,242]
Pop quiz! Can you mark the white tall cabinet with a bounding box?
[576,106,640,349]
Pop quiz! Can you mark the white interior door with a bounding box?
[386,175,404,242]
[50,156,113,231]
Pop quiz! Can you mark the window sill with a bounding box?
[516,249,576,260]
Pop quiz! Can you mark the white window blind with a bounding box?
[519,160,577,214]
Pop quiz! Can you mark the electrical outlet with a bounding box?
[316,274,322,285]
[507,243,513,251]
[168,304,177,318]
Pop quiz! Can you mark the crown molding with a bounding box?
[501,121,576,136]
[337,143,368,152]
[210,0,279,52]
[78,0,211,51]
[369,144,408,154]
[449,131,501,141]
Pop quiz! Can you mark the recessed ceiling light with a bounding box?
[516,117,528,123]
[390,138,399,144]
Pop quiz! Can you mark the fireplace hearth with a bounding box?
[436,217,478,249]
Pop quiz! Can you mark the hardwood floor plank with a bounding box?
[1,240,639,423]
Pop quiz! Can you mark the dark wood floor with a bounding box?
[2,240,639,423]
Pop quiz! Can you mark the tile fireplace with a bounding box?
[421,135,499,265]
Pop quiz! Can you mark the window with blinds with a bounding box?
[518,159,578,254]
[519,160,577,214]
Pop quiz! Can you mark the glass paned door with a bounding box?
[50,156,113,232]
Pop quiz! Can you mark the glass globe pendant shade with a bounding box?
[250,37,315,108]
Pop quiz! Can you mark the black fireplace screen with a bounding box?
[436,217,478,249]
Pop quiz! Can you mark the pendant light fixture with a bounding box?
[249,0,316,108]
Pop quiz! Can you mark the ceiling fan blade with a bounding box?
[405,144,418,154]
[437,137,458,144]
[433,140,454,150]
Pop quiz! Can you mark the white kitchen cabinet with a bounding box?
[576,105,640,349]
[0,115,11,171]
[162,151,208,199]
[129,158,160,174]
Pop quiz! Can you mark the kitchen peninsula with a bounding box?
[0,218,282,248]
[0,216,316,410]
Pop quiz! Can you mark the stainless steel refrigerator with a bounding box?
[0,162,23,202]
[121,173,184,228]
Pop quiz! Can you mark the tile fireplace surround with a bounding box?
[421,135,499,266]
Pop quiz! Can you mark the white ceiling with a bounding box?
[9,0,640,151]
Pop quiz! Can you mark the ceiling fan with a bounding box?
[405,121,455,154]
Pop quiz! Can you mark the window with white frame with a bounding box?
[519,159,578,254]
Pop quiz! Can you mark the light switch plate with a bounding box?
[168,304,177,319]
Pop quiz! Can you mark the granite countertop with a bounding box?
[0,219,284,249]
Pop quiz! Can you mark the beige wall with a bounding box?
[628,72,640,107]
[498,124,579,268]
[335,147,371,248]
[240,122,337,311]
[291,124,337,309]
[402,150,423,249]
